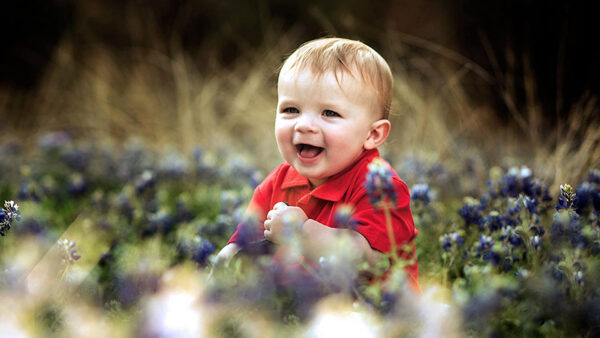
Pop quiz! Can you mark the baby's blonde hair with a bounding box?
[279,37,393,119]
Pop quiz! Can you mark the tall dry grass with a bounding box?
[1,31,598,188]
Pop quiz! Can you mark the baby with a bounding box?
[216,37,418,288]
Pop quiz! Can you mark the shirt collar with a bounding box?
[281,148,380,201]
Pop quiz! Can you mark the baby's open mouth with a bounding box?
[296,144,324,158]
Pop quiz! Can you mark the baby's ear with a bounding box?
[364,119,391,150]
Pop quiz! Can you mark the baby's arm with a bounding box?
[263,202,387,267]
[214,243,240,267]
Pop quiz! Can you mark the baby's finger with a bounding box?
[266,209,277,220]
[273,202,289,210]
[263,219,271,231]
[264,229,272,241]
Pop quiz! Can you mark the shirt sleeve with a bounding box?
[226,167,277,245]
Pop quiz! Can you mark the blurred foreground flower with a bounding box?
[57,239,81,265]
[333,204,357,230]
[365,158,397,206]
[0,200,21,236]
[304,296,381,338]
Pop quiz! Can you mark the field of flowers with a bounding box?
[1,130,598,337]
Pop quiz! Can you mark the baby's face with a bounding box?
[275,69,380,188]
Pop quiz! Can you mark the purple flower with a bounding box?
[63,148,91,171]
[18,179,41,201]
[235,214,262,248]
[191,239,216,266]
[411,183,432,204]
[365,158,397,206]
[500,226,523,247]
[587,169,600,184]
[574,182,600,215]
[476,234,495,252]
[0,201,20,236]
[68,173,87,196]
[458,199,484,227]
[440,231,464,251]
[135,170,156,195]
[522,196,538,215]
[574,270,585,286]
[530,235,542,249]
[38,131,72,151]
[333,203,358,230]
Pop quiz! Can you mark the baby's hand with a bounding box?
[263,202,307,244]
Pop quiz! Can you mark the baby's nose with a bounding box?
[295,114,318,133]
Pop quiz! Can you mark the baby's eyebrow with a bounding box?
[277,99,297,107]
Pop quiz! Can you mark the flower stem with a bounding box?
[382,200,398,262]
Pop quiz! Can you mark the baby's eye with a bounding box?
[282,107,299,114]
[323,110,340,117]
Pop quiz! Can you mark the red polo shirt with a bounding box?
[227,148,418,288]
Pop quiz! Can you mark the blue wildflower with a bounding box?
[476,234,495,251]
[365,158,397,206]
[549,264,567,283]
[573,182,600,215]
[500,226,523,247]
[573,270,585,286]
[514,268,529,280]
[411,183,432,205]
[550,210,583,247]
[220,191,244,214]
[191,239,216,266]
[63,148,91,171]
[175,196,194,223]
[68,173,87,196]
[1,141,22,155]
[522,196,538,215]
[482,249,502,266]
[0,201,20,236]
[479,194,490,209]
[38,131,72,151]
[333,204,358,230]
[235,214,262,248]
[508,199,521,217]
[145,210,177,237]
[135,170,156,195]
[114,189,134,222]
[158,150,189,178]
[530,223,545,236]
[192,147,220,181]
[500,167,521,197]
[523,178,543,199]
[458,199,484,228]
[587,169,600,184]
[440,231,464,251]
[192,146,204,163]
[18,179,41,201]
[530,235,542,250]
[201,214,234,238]
[249,170,262,188]
[498,166,547,200]
[482,211,506,233]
